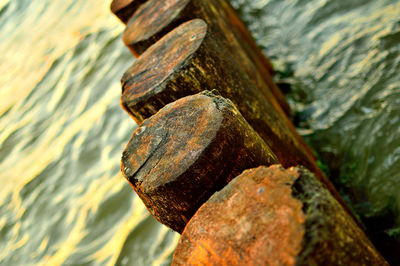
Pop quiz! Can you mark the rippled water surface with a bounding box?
[0,0,178,265]
[1,0,399,265]
[232,0,400,263]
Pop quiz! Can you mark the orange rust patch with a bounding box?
[173,165,305,265]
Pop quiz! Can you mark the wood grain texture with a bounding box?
[121,19,362,226]
[121,19,320,186]
[121,92,278,233]
[110,0,148,24]
[121,0,289,114]
[172,165,388,266]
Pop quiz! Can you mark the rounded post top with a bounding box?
[110,0,133,13]
[122,0,190,46]
[121,19,207,105]
[122,92,222,190]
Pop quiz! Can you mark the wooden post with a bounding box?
[121,19,325,191]
[121,92,278,233]
[172,165,388,265]
[121,0,289,115]
[110,0,148,24]
[221,0,275,75]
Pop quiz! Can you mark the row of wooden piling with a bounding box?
[111,0,388,264]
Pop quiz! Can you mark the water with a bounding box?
[0,0,399,265]
[0,0,178,265]
[232,0,400,263]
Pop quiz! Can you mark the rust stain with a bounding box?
[173,165,305,265]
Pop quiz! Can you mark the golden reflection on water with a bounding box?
[0,0,179,264]
[2,0,399,264]
[0,0,123,112]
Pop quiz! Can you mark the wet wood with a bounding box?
[121,19,334,201]
[121,0,290,115]
[219,0,289,111]
[172,165,389,266]
[110,0,148,24]
[221,0,275,75]
[121,92,278,233]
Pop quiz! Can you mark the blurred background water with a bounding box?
[0,0,399,265]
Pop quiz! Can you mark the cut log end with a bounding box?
[110,0,148,24]
[121,92,278,232]
[172,165,388,265]
[120,18,323,187]
[121,19,207,122]
[120,0,290,118]
[172,165,305,265]
[122,93,222,190]
[122,0,190,53]
[110,0,132,13]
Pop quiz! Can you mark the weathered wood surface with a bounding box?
[121,19,326,191]
[172,165,388,266]
[110,0,148,24]
[121,92,278,233]
[121,0,289,114]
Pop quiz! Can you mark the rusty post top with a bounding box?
[121,19,207,105]
[110,0,133,13]
[172,165,305,265]
[122,0,190,45]
[122,92,223,191]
